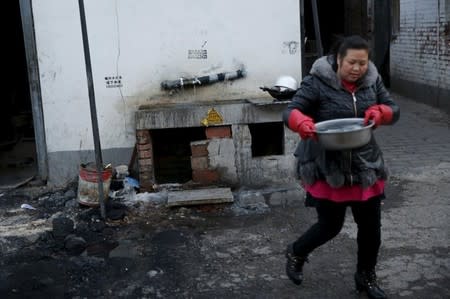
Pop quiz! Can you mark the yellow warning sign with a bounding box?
[201,108,224,126]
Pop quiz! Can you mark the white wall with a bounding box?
[32,0,302,158]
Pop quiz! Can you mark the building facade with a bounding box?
[18,0,302,187]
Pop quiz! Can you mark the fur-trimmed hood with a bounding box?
[284,54,399,194]
[310,55,379,90]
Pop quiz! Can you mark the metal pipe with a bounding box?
[161,69,246,91]
[78,0,106,219]
[311,0,323,57]
[299,0,306,78]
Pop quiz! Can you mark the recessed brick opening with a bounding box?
[248,122,284,157]
[151,127,206,183]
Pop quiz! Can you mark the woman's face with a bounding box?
[337,49,369,82]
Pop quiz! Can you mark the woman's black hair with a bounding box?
[329,35,370,70]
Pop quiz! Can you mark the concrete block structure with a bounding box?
[135,100,298,191]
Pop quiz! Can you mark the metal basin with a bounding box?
[315,118,374,150]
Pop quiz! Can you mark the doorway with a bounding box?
[0,1,38,188]
[301,0,371,76]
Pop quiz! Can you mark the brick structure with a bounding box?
[136,129,155,191]
[135,125,235,189]
[190,124,239,186]
[191,141,209,157]
[205,125,232,139]
[192,169,220,184]
[190,140,220,185]
[189,125,236,185]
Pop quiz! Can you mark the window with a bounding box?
[248,122,284,157]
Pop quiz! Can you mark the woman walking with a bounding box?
[283,35,399,299]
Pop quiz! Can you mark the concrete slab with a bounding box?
[167,187,234,207]
[246,98,290,106]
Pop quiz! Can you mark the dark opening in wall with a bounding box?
[248,122,284,157]
[151,127,205,184]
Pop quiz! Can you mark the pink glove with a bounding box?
[288,109,316,140]
[364,104,393,128]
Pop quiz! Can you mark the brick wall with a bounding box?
[190,125,237,186]
[190,140,220,185]
[136,129,155,191]
[390,0,450,111]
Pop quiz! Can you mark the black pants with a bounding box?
[293,197,381,272]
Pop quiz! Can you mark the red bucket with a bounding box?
[77,163,112,207]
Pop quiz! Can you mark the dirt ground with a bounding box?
[0,166,449,299]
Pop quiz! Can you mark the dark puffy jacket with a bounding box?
[283,55,400,189]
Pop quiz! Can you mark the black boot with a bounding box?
[285,244,308,285]
[355,269,387,299]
